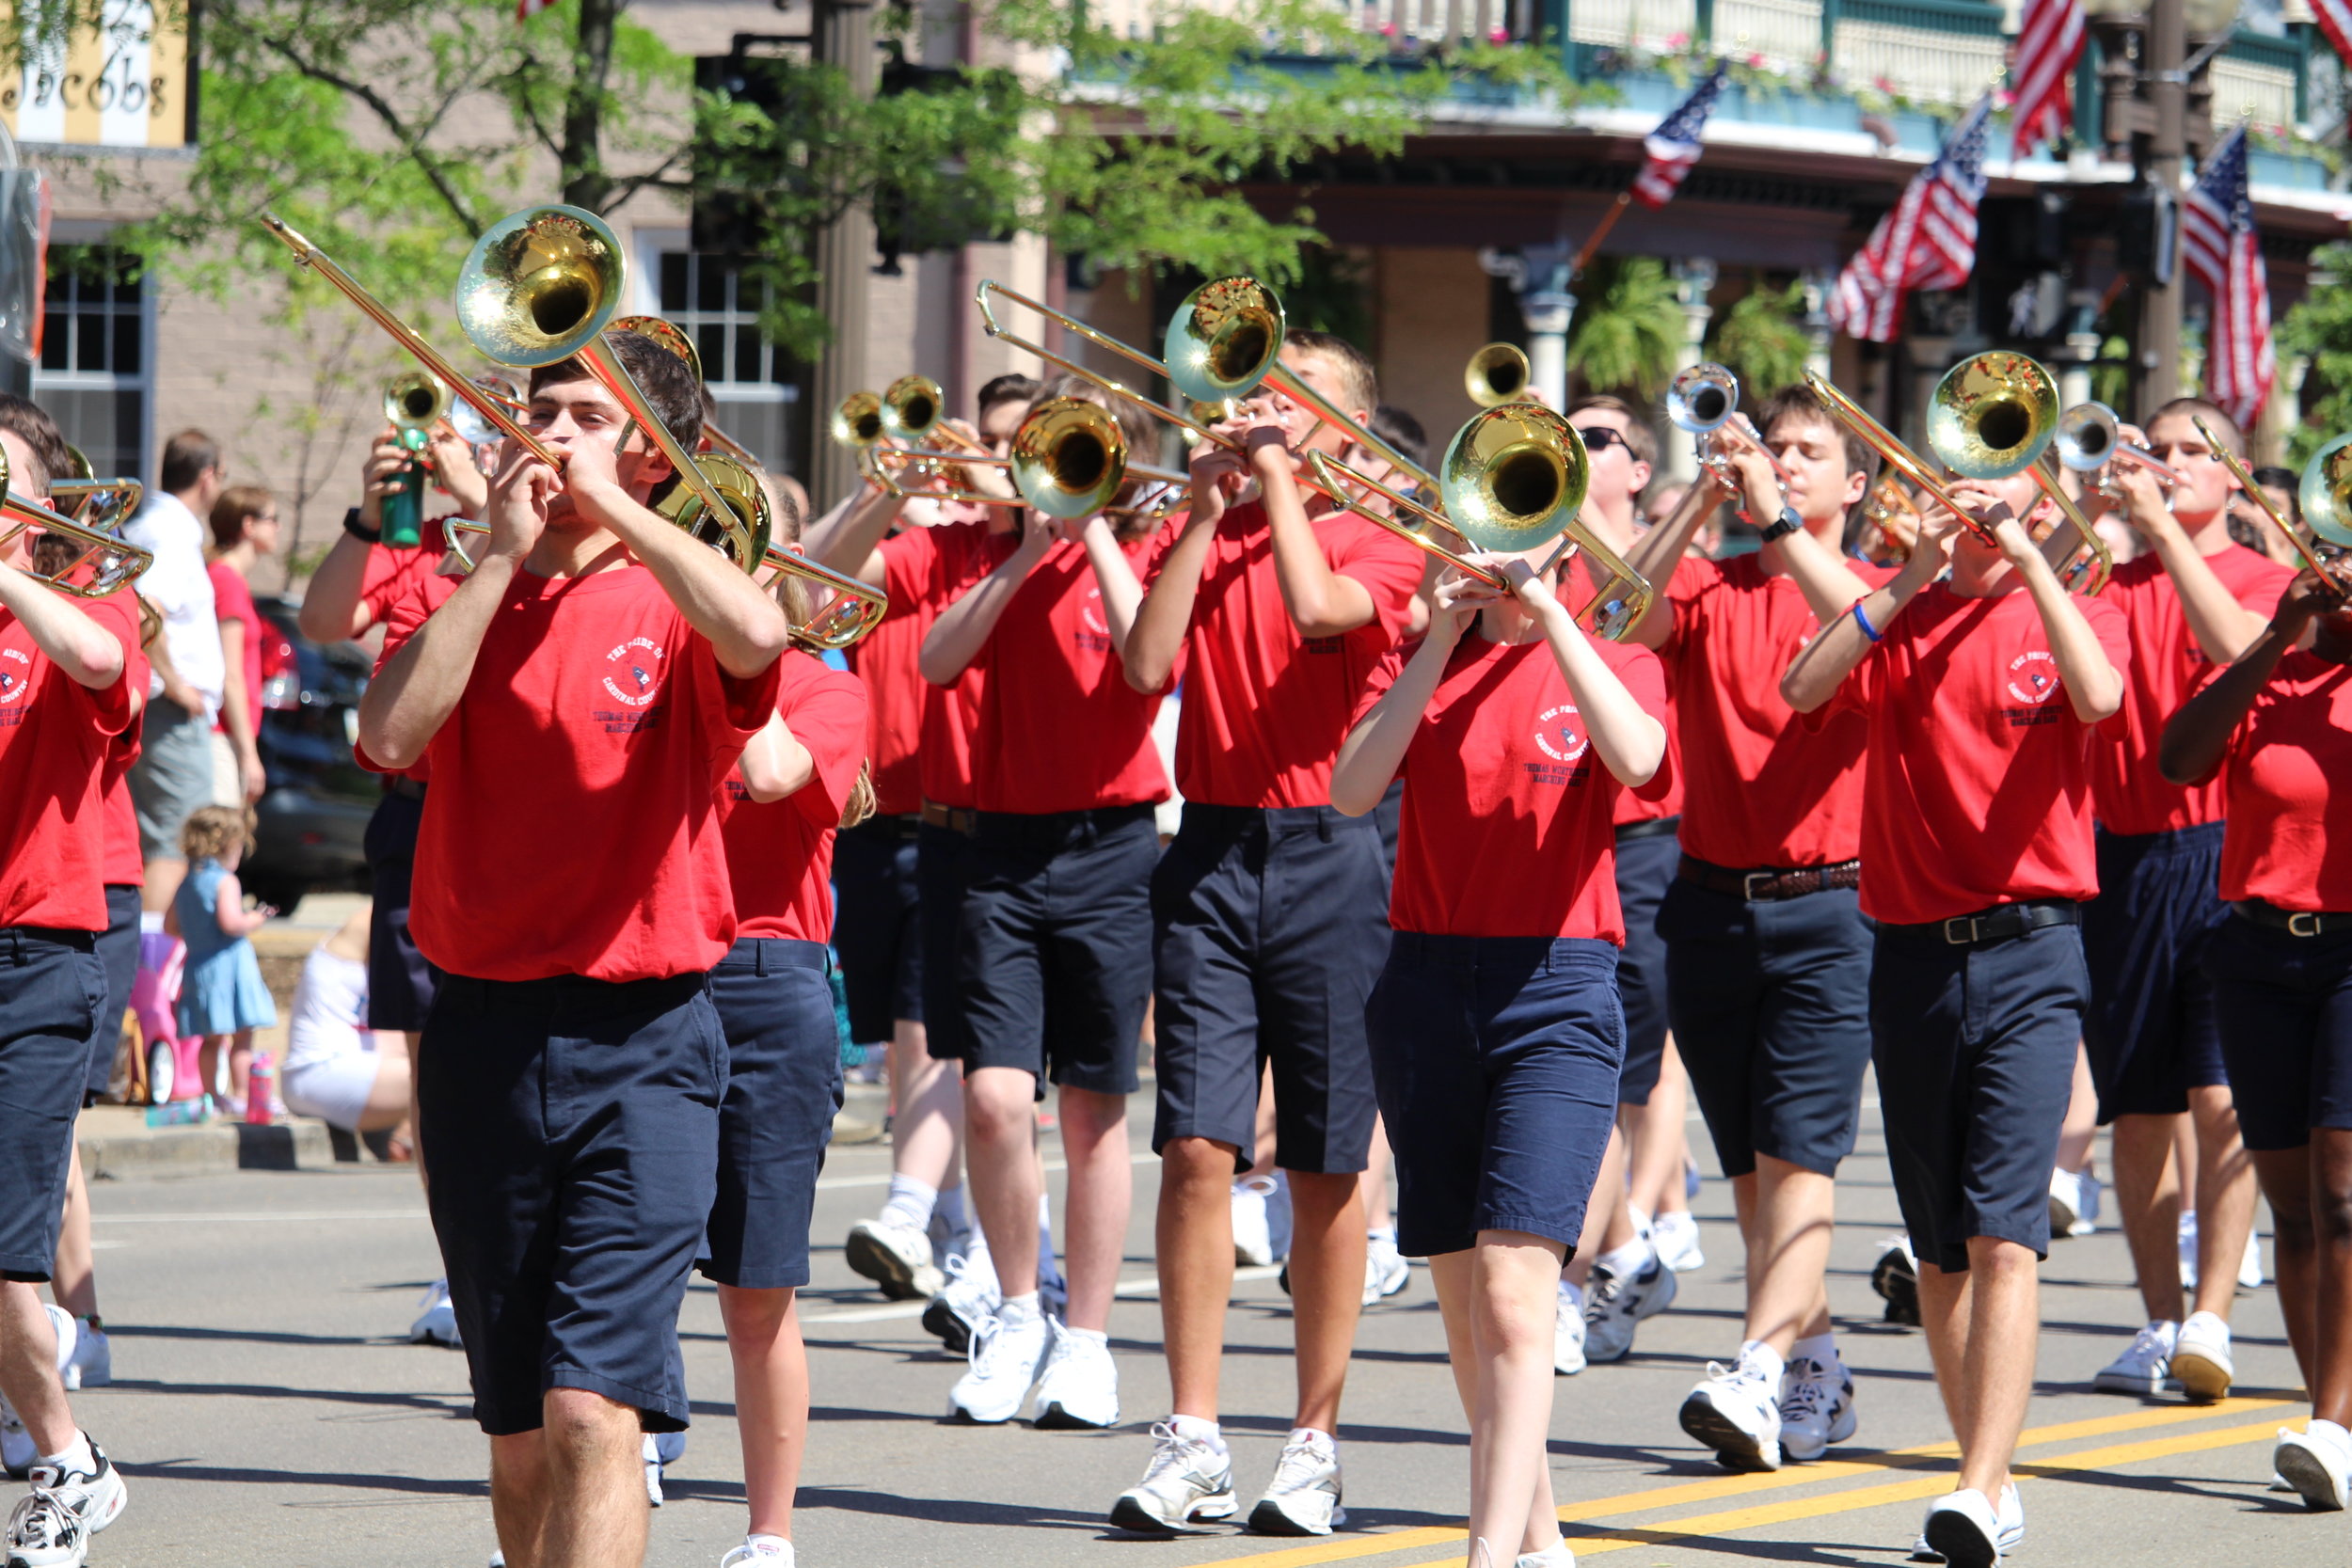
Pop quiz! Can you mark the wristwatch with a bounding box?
[342,507,382,545]
[1757,506,1803,544]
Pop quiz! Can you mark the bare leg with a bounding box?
[534,1389,651,1568]
[1057,1085,1131,1333]
[54,1142,97,1320]
[489,1428,552,1568]
[887,1022,963,1192]
[2109,1113,2187,1324]
[1562,1125,1629,1290]
[0,1282,72,1453]
[2251,1145,2320,1390]
[1625,1044,1691,1221]
[963,1066,1043,1301]
[1915,1263,1975,1440]
[1285,1170,1367,1433]
[1921,1241,2040,1497]
[717,1285,808,1541]
[140,856,185,916]
[2188,1085,2258,1320]
[1161,1135,1241,1418]
[228,1026,255,1105]
[1464,1233,1570,1566]
[1743,1155,1836,1354]
[1360,1116,1395,1232]
[2312,1130,2352,1428]
[356,1051,416,1132]
[2053,1043,2098,1178]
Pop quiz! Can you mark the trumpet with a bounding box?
[0,442,152,598]
[1465,342,1532,408]
[1665,363,1792,497]
[2204,417,2352,594]
[2053,403,2185,502]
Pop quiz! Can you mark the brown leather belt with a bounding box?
[1677,853,1860,904]
[919,800,977,836]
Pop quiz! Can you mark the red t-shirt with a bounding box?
[1664,551,1900,866]
[721,652,868,942]
[1826,580,2130,926]
[971,530,1175,815]
[844,596,923,817]
[0,591,141,930]
[2088,545,2293,837]
[102,590,150,887]
[1359,631,1672,941]
[357,519,459,632]
[1175,499,1423,808]
[2208,650,2352,911]
[206,560,266,738]
[360,563,781,981]
[882,521,1019,811]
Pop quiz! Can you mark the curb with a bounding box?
[80,1117,336,1180]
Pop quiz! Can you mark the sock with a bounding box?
[1739,1340,1786,1386]
[77,1315,103,1337]
[1629,1206,1653,1242]
[1066,1325,1108,1347]
[1557,1277,1585,1313]
[1170,1413,1226,1452]
[2311,1418,2350,1448]
[38,1432,94,1478]
[933,1183,970,1234]
[1518,1543,1573,1567]
[740,1535,793,1561]
[1368,1226,1397,1245]
[998,1290,1041,1328]
[1290,1426,1336,1451]
[1791,1332,1837,1370]
[1597,1236,1652,1279]
[1037,1194,1061,1287]
[878,1174,937,1234]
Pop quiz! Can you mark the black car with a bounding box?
[241,594,377,911]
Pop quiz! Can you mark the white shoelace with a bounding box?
[7,1482,81,1555]
[2119,1323,2174,1366]
[1140,1422,1220,1488]
[1780,1358,1837,1419]
[1265,1437,1335,1495]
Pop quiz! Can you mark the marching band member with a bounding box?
[1329,539,1667,1568]
[2160,565,2352,1513]
[1110,333,1422,1535]
[1783,462,2126,1567]
[0,417,138,1568]
[918,382,1172,1429]
[706,492,873,1568]
[357,333,787,1568]
[2078,402,2287,1404]
[1624,387,1888,1470]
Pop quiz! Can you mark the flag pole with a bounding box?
[1570,192,1634,281]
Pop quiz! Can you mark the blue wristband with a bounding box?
[1851,600,1883,643]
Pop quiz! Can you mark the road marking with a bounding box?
[1185,1397,2290,1568]
[804,1264,1285,1324]
[813,1148,1158,1193]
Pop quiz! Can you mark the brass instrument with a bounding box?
[1465,342,1533,408]
[0,442,151,598]
[1309,404,1652,641]
[47,444,144,541]
[1665,362,1793,495]
[382,371,452,547]
[1861,473,1921,564]
[2053,402,2185,500]
[608,315,760,467]
[866,400,1190,521]
[832,391,887,449]
[2201,417,2351,594]
[2301,435,2352,553]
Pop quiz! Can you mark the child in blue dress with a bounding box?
[169,806,278,1114]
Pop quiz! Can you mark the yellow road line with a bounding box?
[1186,1397,2290,1568]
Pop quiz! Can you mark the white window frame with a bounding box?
[632,225,798,420]
[32,219,155,483]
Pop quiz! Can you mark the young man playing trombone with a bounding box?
[1783,462,2126,1568]
[357,333,787,1568]
[1112,333,1422,1535]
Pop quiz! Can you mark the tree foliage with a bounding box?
[1565,258,1683,399]
[2279,244,2352,467]
[1708,276,1810,400]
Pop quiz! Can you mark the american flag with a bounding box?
[1630,64,1728,210]
[2315,0,2352,73]
[1828,96,1992,344]
[2010,0,2085,159]
[2182,124,2275,428]
[516,0,557,21]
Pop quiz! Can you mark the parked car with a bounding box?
[241,594,377,911]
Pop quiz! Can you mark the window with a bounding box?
[654,249,807,480]
[34,242,148,482]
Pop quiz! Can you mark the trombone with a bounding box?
[864,399,1191,521]
[1666,363,1793,496]
[2204,417,2352,594]
[608,315,761,468]
[1,442,152,598]
[1307,404,1652,642]
[382,371,451,547]
[1466,343,1532,408]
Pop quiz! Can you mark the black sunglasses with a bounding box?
[1575,425,1631,453]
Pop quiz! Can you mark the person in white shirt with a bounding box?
[280,907,413,1137]
[123,430,228,911]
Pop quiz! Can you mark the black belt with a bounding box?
[2233,899,2352,938]
[1891,900,2079,948]
[1679,854,1860,903]
[384,776,427,801]
[855,811,921,842]
[1614,816,1681,844]
[919,800,977,836]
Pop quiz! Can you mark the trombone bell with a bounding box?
[454,205,625,368]
[1166,277,1283,404]
[1926,352,2057,481]
[2302,434,2352,550]
[1465,343,1532,408]
[1444,404,1591,555]
[1012,398,1128,520]
[882,375,947,444]
[833,391,885,449]
[2055,403,2119,471]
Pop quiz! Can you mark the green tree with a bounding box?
[1565,258,1682,399]
[2280,244,2352,467]
[1708,277,1810,399]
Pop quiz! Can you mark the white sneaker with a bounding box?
[1778,1356,1857,1462]
[1109,1422,1238,1532]
[1871,1234,1921,1327]
[1553,1281,1587,1376]
[2239,1229,2265,1291]
[845,1218,943,1301]
[642,1433,664,1507]
[1652,1210,1704,1274]
[1515,1544,1575,1568]
[2275,1421,2352,1512]
[922,1250,1001,1355]
[1583,1249,1676,1363]
[948,1305,1051,1423]
[1363,1233,1410,1305]
[1248,1428,1345,1535]
[60,1323,108,1393]
[1031,1321,1120,1430]
[409,1279,461,1347]
[1914,1485,2019,1564]
[1919,1486,2005,1568]
[2047,1166,2087,1237]
[2092,1321,2178,1396]
[2178,1211,2199,1290]
[1679,1356,1783,1472]
[1232,1176,1280,1266]
[2171,1310,2233,1403]
[6,1434,127,1568]
[719,1539,794,1567]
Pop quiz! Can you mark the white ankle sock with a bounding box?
[2311,1418,2351,1449]
[1170,1414,1225,1451]
[38,1432,94,1478]
[1597,1237,1652,1279]
[933,1183,969,1234]
[1739,1340,1786,1385]
[998,1291,1041,1327]
[740,1535,792,1562]
[1791,1332,1837,1368]
[878,1174,937,1233]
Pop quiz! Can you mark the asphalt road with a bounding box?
[49,1086,2341,1568]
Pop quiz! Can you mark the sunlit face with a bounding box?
[1569,407,1651,514]
[1242,348,1359,459]
[1945,470,2050,564]
[978,399,1026,458]
[0,430,46,572]
[1762,413,1864,526]
[522,377,671,521]
[2143,413,2240,522]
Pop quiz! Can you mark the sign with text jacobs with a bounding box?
[2,0,189,150]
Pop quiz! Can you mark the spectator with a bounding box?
[2237,463,2303,567]
[207,486,278,809]
[125,430,229,911]
[167,805,278,1116]
[281,906,413,1143]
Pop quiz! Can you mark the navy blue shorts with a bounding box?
[0,928,106,1281]
[833,814,921,1044]
[1661,872,1875,1180]
[1367,933,1623,1259]
[1613,821,1679,1105]
[1868,916,2088,1274]
[2203,913,2352,1152]
[2080,822,2230,1122]
[918,819,973,1064]
[365,787,441,1033]
[1152,802,1389,1176]
[88,884,142,1100]
[418,970,724,1435]
[705,939,842,1290]
[957,806,1155,1096]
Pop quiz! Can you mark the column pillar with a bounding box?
[1479,243,1576,410]
[811,0,878,504]
[1663,258,1718,482]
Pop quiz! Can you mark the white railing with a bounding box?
[1712,0,1822,75]
[1563,0,1702,53]
[1831,16,2006,107]
[2209,55,2300,135]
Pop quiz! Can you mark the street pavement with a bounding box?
[53,1085,2339,1568]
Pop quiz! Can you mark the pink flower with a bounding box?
[1746,52,1764,67]
[1488,25,1507,42]
[1667,31,1689,47]
[1378,21,1396,35]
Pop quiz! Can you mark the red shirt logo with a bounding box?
[1534,703,1589,763]
[601,636,668,709]
[0,647,29,705]
[2005,651,2059,705]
